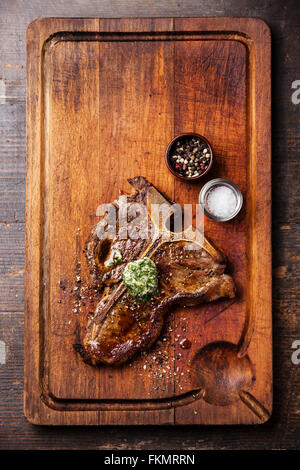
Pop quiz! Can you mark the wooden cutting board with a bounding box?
[25,17,271,425]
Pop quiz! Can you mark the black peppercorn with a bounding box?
[170,136,211,178]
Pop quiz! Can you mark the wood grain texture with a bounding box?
[0,0,299,449]
[25,17,271,425]
[172,35,249,425]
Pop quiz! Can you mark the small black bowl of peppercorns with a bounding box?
[165,133,213,181]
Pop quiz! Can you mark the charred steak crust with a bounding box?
[78,177,236,366]
[85,177,153,289]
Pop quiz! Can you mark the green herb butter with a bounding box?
[106,248,123,267]
[112,248,123,265]
[122,257,158,304]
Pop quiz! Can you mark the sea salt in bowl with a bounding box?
[199,178,243,222]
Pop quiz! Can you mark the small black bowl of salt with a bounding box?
[199,178,243,222]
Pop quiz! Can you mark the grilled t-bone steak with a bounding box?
[80,177,235,365]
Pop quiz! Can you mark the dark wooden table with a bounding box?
[0,0,299,450]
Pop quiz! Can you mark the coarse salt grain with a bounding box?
[206,185,237,218]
